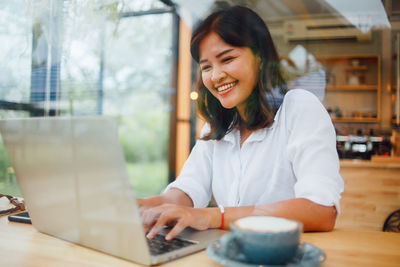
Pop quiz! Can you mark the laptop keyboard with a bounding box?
[147,234,197,255]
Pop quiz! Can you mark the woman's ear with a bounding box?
[256,55,263,70]
[258,59,264,72]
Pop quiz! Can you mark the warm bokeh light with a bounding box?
[190,91,198,100]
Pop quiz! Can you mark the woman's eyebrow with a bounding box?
[199,48,234,64]
[216,48,234,58]
[199,58,208,64]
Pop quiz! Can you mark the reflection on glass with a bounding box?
[324,0,390,33]
[281,45,326,102]
[0,0,172,197]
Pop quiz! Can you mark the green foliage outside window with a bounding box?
[0,0,173,198]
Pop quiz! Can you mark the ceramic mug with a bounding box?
[219,216,302,265]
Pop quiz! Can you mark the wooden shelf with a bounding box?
[345,65,368,71]
[326,85,378,91]
[332,117,378,123]
[289,54,381,124]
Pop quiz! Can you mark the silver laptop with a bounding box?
[0,116,225,265]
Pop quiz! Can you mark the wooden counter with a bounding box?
[340,158,400,168]
[1,216,400,267]
[337,159,400,231]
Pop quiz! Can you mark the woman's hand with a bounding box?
[136,189,213,240]
[136,195,163,215]
[142,204,219,240]
[137,188,194,217]
[137,188,194,211]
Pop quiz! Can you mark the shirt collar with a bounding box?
[220,106,281,145]
[221,128,237,144]
[247,127,268,143]
[221,124,272,145]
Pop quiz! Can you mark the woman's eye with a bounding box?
[222,57,234,63]
[201,65,211,71]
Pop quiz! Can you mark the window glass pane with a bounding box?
[0,0,32,197]
[257,0,392,155]
[119,0,168,12]
[0,0,173,198]
[102,14,172,198]
[0,1,32,114]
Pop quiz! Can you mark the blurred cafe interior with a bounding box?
[0,0,400,234]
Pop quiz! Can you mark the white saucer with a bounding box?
[206,235,326,267]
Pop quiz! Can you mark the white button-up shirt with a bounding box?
[166,89,344,212]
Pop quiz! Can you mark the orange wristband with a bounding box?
[218,205,225,230]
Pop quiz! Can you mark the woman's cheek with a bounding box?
[202,73,212,90]
[225,62,239,76]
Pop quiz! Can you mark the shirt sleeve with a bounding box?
[284,89,344,214]
[164,124,213,208]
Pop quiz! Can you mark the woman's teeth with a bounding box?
[217,82,236,92]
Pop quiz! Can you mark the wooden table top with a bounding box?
[1,216,399,267]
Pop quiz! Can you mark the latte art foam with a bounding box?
[235,216,298,232]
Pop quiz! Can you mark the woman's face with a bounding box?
[199,32,260,117]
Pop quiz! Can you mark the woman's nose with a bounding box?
[211,67,226,84]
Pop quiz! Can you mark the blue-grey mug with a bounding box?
[219,216,302,265]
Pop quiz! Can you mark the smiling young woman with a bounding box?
[137,6,344,241]
[198,32,260,116]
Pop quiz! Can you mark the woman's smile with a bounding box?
[216,81,238,95]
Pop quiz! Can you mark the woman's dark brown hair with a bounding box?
[190,6,287,140]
